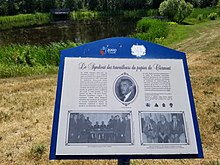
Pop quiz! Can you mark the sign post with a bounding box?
[118,158,130,165]
[50,37,203,161]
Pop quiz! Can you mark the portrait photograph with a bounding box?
[139,112,188,144]
[114,74,137,103]
[66,111,133,145]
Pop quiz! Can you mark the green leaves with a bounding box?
[159,0,193,23]
[208,12,218,20]
[134,18,169,42]
[0,41,80,78]
[0,13,50,30]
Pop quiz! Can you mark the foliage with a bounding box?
[159,0,193,23]
[184,7,220,24]
[0,0,218,16]
[147,9,159,16]
[0,13,50,30]
[197,14,203,20]
[208,12,218,20]
[167,21,178,25]
[197,0,218,8]
[185,0,198,7]
[145,0,165,9]
[69,9,158,20]
[218,0,220,7]
[134,18,169,42]
[0,0,149,16]
[186,0,218,7]
[0,41,80,78]
[0,9,158,30]
[189,7,219,18]
[70,10,99,20]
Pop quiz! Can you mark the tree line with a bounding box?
[0,0,218,16]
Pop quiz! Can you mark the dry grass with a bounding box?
[0,21,220,165]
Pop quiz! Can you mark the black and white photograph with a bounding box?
[140,112,188,144]
[114,74,137,103]
[66,111,132,145]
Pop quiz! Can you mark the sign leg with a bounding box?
[118,159,130,165]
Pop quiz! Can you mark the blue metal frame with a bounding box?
[49,37,203,160]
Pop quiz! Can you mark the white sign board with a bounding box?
[50,37,203,159]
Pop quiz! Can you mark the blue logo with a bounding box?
[100,45,117,56]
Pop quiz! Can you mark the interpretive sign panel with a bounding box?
[50,37,203,159]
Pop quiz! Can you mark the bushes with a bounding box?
[159,0,193,23]
[134,18,169,42]
[197,0,218,8]
[70,10,99,20]
[197,14,204,21]
[185,7,220,23]
[0,13,50,30]
[186,0,218,8]
[0,41,79,67]
[0,41,80,78]
[189,7,220,19]
[208,12,218,20]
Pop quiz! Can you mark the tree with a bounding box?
[185,0,199,7]
[0,0,8,15]
[218,0,220,7]
[7,0,18,15]
[146,0,165,9]
[88,0,99,10]
[159,0,193,23]
[23,0,36,13]
[198,0,217,8]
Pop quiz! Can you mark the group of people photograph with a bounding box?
[67,113,132,144]
[141,113,187,144]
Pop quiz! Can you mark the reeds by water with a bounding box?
[0,41,80,77]
[0,13,50,30]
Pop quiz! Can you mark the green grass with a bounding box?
[132,7,220,46]
[0,65,58,78]
[0,41,80,78]
[159,19,220,46]
[184,7,220,24]
[0,13,50,30]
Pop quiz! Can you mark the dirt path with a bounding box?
[0,21,220,165]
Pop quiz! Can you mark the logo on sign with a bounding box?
[131,45,146,57]
[100,45,117,56]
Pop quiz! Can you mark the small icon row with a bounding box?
[146,103,173,108]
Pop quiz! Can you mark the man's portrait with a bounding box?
[114,75,137,103]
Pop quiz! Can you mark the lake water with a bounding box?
[0,16,139,45]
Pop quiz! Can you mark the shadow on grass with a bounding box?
[180,21,194,25]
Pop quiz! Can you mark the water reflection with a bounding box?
[0,17,139,45]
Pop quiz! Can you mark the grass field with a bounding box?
[162,19,220,46]
[0,19,220,164]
